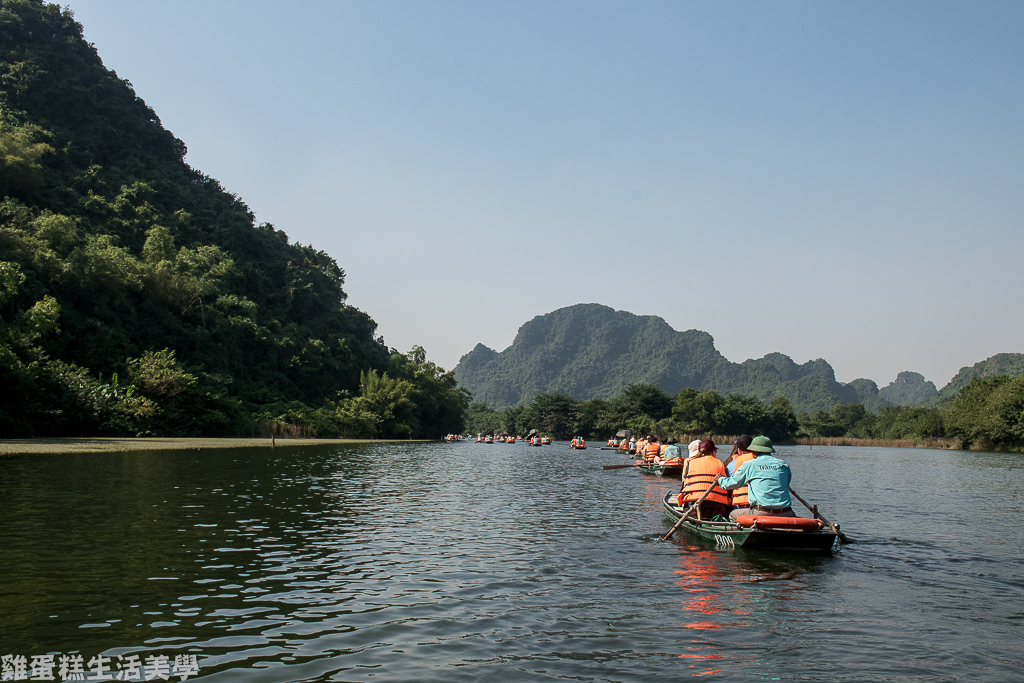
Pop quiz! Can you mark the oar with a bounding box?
[662,482,718,541]
[789,488,854,544]
[602,463,638,470]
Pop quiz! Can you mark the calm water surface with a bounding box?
[1,442,1022,681]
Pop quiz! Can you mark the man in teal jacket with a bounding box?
[715,436,795,520]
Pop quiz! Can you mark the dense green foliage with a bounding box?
[464,384,800,443]
[797,375,1024,451]
[463,371,1024,453]
[454,304,893,415]
[944,375,1024,451]
[797,403,944,441]
[0,1,466,438]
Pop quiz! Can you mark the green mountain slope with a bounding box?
[0,1,391,434]
[931,354,1024,405]
[454,303,888,414]
[879,371,937,406]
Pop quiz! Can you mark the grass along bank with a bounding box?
[792,436,959,449]
[0,437,430,456]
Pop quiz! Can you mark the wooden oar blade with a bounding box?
[790,487,855,544]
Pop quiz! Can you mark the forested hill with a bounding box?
[930,353,1024,405]
[0,1,466,438]
[454,304,890,414]
[455,305,1024,413]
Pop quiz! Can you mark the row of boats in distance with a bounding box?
[443,434,588,448]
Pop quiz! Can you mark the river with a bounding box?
[1,441,1021,681]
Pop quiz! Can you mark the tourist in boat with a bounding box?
[643,436,660,463]
[686,439,700,459]
[722,434,756,513]
[715,436,795,521]
[661,439,681,461]
[632,435,647,466]
[677,439,730,520]
[723,434,754,475]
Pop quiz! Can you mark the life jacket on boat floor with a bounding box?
[735,515,825,531]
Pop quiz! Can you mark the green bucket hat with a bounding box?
[748,435,776,453]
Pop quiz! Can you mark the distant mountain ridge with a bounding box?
[930,353,1024,404]
[453,304,1024,413]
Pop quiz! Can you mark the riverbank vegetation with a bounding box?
[465,384,800,443]
[466,376,1024,452]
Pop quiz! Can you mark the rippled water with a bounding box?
[1,442,1022,681]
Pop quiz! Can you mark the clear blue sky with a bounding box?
[63,0,1023,389]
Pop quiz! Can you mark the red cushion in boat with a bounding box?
[735,515,824,531]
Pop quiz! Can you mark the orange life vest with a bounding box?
[645,442,661,462]
[678,455,729,505]
[729,451,757,507]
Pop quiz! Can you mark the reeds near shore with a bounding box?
[674,434,962,450]
[792,436,959,449]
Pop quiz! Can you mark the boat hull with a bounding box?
[661,492,837,552]
[637,463,682,477]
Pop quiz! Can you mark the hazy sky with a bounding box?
[62,1,1023,388]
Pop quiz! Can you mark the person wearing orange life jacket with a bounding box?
[677,439,730,520]
[634,436,648,462]
[722,434,757,514]
[661,439,682,466]
[643,436,661,463]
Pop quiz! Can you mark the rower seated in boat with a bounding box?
[677,439,730,520]
[661,439,682,465]
[643,436,660,463]
[715,436,796,521]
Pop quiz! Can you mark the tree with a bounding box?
[673,388,725,435]
[523,392,578,439]
[0,114,52,193]
[387,346,469,438]
[945,376,1024,450]
[357,369,416,438]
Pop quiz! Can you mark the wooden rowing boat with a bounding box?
[661,491,838,552]
[636,462,682,477]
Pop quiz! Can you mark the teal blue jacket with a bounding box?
[717,454,792,509]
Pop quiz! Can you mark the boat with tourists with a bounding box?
[661,491,839,551]
[636,460,683,477]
